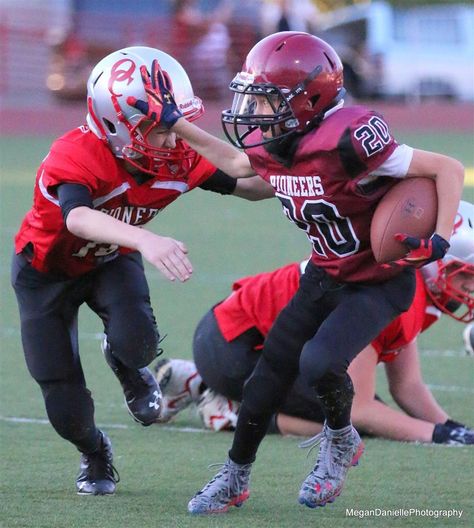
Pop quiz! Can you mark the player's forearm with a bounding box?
[173,118,254,178]
[391,382,449,424]
[233,176,275,201]
[276,413,324,437]
[434,163,464,241]
[351,399,435,442]
[65,206,150,250]
[407,150,464,240]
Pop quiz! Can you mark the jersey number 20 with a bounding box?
[278,195,360,258]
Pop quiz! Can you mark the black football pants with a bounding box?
[193,308,326,424]
[11,252,159,453]
[229,261,415,464]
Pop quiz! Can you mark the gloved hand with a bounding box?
[127,59,183,128]
[384,233,450,269]
[432,419,474,445]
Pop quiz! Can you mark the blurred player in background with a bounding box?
[128,31,464,512]
[11,46,273,496]
[156,202,474,446]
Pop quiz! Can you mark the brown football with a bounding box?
[370,177,437,263]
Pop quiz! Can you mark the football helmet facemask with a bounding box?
[86,46,203,178]
[222,32,345,149]
[422,201,474,323]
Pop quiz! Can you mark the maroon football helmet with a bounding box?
[222,31,345,149]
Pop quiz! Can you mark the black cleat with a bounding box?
[102,338,162,426]
[76,431,119,496]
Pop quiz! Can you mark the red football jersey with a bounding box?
[215,266,439,363]
[214,262,301,341]
[15,126,216,277]
[247,106,402,283]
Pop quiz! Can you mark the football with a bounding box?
[370,177,437,263]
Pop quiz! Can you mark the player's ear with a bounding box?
[305,95,320,110]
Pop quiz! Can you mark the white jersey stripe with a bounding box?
[151,181,189,193]
[93,182,131,207]
[38,170,60,206]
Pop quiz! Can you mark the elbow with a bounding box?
[65,206,91,238]
[440,157,464,184]
[234,167,255,179]
[244,194,269,202]
[450,158,465,184]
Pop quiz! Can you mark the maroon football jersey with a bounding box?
[248,106,403,283]
[15,126,216,277]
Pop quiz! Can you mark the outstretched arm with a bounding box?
[348,344,436,442]
[66,206,192,283]
[385,340,448,423]
[127,59,254,178]
[173,119,254,178]
[233,175,275,201]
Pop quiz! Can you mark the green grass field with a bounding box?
[1,133,473,528]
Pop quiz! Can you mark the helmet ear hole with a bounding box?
[309,94,320,107]
[103,118,116,134]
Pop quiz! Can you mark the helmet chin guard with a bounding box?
[424,260,474,322]
[422,200,474,322]
[86,46,203,178]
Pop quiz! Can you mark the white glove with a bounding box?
[197,388,240,431]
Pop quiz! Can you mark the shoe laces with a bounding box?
[198,460,251,499]
[82,445,121,484]
[156,333,167,359]
[299,426,353,478]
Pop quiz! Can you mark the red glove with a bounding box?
[383,233,450,269]
[127,59,183,128]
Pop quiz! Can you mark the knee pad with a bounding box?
[316,373,354,400]
[107,322,160,368]
[314,374,355,428]
[299,342,349,388]
[315,373,354,413]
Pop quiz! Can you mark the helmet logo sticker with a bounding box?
[108,59,136,97]
[234,71,255,89]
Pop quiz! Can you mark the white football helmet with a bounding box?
[86,46,204,177]
[197,388,240,432]
[154,358,202,423]
[422,200,474,322]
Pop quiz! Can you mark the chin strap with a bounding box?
[263,88,346,166]
[303,88,346,133]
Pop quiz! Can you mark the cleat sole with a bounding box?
[189,490,250,515]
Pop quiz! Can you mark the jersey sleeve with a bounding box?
[368,144,414,178]
[186,153,218,190]
[40,137,104,196]
[338,111,398,179]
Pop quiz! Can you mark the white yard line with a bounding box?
[1,326,471,357]
[426,384,474,394]
[0,415,210,433]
